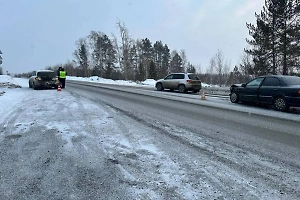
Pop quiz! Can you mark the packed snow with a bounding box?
[0,75,299,199]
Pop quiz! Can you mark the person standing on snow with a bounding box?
[59,68,67,88]
[56,66,62,87]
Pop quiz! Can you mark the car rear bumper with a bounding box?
[186,85,202,90]
[36,81,57,88]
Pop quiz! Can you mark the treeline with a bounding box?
[46,21,197,82]
[245,0,300,75]
[17,0,300,85]
[42,22,248,86]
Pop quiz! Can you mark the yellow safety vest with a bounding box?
[59,71,66,78]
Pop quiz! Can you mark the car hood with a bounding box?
[231,83,243,87]
[156,79,164,82]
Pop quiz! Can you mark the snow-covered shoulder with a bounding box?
[67,76,157,87]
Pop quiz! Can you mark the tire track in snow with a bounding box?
[101,103,299,199]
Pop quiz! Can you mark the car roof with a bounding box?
[37,70,54,73]
[258,75,299,78]
[170,73,195,75]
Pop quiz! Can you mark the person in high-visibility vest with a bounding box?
[59,68,67,88]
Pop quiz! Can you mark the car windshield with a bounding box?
[37,72,55,78]
[188,74,200,80]
[281,76,300,85]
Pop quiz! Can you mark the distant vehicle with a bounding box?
[229,75,300,111]
[29,70,58,90]
[156,73,202,93]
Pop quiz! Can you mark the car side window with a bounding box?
[165,75,173,80]
[246,77,264,87]
[261,77,281,87]
[173,74,184,79]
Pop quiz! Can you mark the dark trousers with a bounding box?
[59,78,66,88]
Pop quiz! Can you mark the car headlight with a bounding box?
[35,77,41,81]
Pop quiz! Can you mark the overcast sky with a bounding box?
[0,0,265,74]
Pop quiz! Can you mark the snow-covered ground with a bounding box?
[3,75,229,199]
[67,75,226,91]
[1,75,299,199]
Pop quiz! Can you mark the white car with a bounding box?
[155,73,202,93]
[28,70,58,90]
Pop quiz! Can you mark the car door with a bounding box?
[239,77,264,102]
[162,74,174,89]
[171,74,184,90]
[258,77,282,104]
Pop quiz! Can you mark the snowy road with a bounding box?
[0,78,300,199]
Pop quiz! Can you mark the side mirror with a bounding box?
[241,83,246,87]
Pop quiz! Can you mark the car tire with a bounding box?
[230,92,239,103]
[156,83,164,91]
[274,97,288,111]
[29,81,32,88]
[33,83,38,90]
[178,84,187,93]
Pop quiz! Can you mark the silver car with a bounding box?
[29,70,58,90]
[156,73,202,93]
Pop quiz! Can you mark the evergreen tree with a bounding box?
[245,18,272,75]
[161,44,170,77]
[246,0,300,75]
[186,62,196,73]
[141,38,153,79]
[74,38,89,77]
[170,51,183,72]
[153,41,164,78]
[149,60,157,79]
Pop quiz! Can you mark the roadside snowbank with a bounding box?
[0,75,22,96]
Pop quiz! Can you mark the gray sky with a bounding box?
[0,0,264,74]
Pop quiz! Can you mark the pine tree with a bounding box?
[161,44,170,77]
[141,38,153,79]
[186,62,196,73]
[170,51,183,72]
[245,18,272,75]
[74,38,89,77]
[153,41,164,78]
[149,60,157,79]
[246,0,300,75]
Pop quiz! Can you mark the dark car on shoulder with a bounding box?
[229,75,300,111]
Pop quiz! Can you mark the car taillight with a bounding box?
[186,79,192,83]
[298,89,300,94]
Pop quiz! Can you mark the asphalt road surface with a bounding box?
[0,81,299,199]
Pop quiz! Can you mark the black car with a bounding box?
[229,75,300,111]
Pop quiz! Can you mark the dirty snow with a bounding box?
[0,75,299,199]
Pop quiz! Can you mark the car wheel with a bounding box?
[178,84,186,93]
[33,83,38,90]
[156,83,164,91]
[230,92,239,103]
[274,97,288,111]
[29,81,32,88]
